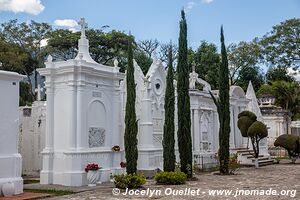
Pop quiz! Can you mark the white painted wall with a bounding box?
[0,70,24,196]
[19,101,46,176]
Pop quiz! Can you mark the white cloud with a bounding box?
[201,0,213,4]
[68,27,79,33]
[287,67,300,81]
[54,19,78,28]
[40,38,48,47]
[0,0,44,15]
[185,1,196,13]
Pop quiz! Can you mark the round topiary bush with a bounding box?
[247,121,268,138]
[237,116,255,137]
[274,134,300,153]
[238,111,257,121]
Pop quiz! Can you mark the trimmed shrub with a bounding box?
[237,116,255,137]
[114,174,146,189]
[247,121,268,138]
[155,171,187,185]
[274,134,300,161]
[238,111,257,121]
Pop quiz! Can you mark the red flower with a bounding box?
[120,161,126,168]
[85,163,101,172]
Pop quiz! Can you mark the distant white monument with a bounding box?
[0,70,24,196]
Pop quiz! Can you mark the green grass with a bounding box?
[24,189,75,196]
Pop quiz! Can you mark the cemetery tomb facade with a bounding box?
[0,70,24,196]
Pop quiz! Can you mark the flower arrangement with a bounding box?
[85,163,101,173]
[120,161,126,168]
[112,145,121,152]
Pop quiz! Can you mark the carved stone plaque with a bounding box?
[88,127,105,148]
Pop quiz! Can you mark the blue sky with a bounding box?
[0,0,299,49]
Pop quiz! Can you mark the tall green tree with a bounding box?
[266,67,295,82]
[1,19,52,99]
[176,10,193,177]
[210,26,231,174]
[163,46,176,172]
[194,41,220,89]
[47,29,132,71]
[236,66,264,91]
[260,18,300,69]
[124,38,138,174]
[227,40,262,85]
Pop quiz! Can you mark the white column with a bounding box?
[76,84,85,149]
[230,105,235,148]
[44,81,54,151]
[69,84,77,150]
[193,109,200,152]
[139,87,153,149]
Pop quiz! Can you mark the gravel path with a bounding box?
[45,162,300,200]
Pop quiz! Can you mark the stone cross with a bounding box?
[78,18,88,38]
[35,84,43,101]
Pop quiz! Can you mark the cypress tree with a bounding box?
[210,26,231,174]
[124,37,138,174]
[163,45,176,172]
[177,10,193,177]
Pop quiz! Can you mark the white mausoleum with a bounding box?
[34,19,270,186]
[0,70,24,195]
[38,19,125,186]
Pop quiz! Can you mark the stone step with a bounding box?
[251,157,270,161]
[258,159,275,166]
[240,152,255,156]
[246,155,263,159]
[237,149,255,154]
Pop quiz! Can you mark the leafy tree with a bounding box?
[19,82,34,106]
[227,40,262,85]
[210,26,231,174]
[236,65,264,91]
[1,19,52,98]
[266,66,295,82]
[124,38,138,174]
[237,111,268,168]
[134,49,152,75]
[163,46,176,172]
[260,18,300,69]
[47,29,132,72]
[194,41,220,89]
[274,134,300,163]
[176,10,193,177]
[0,38,29,73]
[270,81,300,120]
[46,29,79,60]
[258,81,300,120]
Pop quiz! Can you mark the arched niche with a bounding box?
[87,100,106,148]
[230,86,246,99]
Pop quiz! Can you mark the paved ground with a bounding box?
[0,192,52,200]
[35,162,300,200]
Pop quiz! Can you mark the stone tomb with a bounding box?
[0,70,24,196]
[38,19,124,186]
[36,19,268,186]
